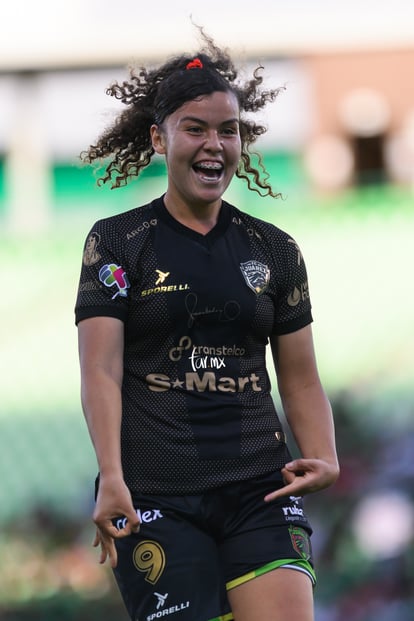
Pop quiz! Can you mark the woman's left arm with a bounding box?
[265,324,340,502]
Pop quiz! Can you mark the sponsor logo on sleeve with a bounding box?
[98,263,130,299]
[83,232,102,266]
[288,238,303,265]
[126,218,158,240]
[287,281,309,307]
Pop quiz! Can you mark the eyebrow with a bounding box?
[178,116,240,126]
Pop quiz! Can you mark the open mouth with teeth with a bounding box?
[192,161,224,181]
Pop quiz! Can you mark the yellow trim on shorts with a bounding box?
[226,558,316,591]
[208,614,233,621]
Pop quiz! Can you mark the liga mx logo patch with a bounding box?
[99,263,130,299]
[240,261,270,295]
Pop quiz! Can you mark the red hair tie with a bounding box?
[186,58,203,70]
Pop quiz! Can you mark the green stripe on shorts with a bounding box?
[226,558,316,591]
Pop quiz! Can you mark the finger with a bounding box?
[281,467,297,485]
[118,512,141,536]
[128,512,141,532]
[93,532,108,564]
[266,473,330,501]
[264,478,312,502]
[98,541,108,565]
[106,539,119,568]
[112,522,140,539]
[95,521,123,539]
[96,531,119,566]
[284,460,308,476]
[92,526,116,565]
[92,529,100,548]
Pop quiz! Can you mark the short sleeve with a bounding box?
[74,219,131,325]
[272,235,313,335]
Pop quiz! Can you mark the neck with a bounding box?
[163,194,222,234]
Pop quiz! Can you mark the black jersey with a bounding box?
[75,197,313,494]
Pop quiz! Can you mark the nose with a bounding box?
[204,130,223,152]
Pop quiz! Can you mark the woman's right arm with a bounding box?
[78,316,140,567]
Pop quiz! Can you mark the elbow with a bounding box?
[328,459,341,486]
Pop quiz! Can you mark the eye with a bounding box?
[186,126,203,134]
[221,126,239,136]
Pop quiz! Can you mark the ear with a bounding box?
[150,124,166,154]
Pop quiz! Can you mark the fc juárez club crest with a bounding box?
[240,261,270,295]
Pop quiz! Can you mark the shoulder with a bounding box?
[225,202,307,276]
[81,199,160,269]
[225,201,298,248]
[85,199,160,248]
[93,200,157,234]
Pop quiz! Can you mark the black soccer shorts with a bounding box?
[111,470,315,621]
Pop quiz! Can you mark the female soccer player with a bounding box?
[75,30,339,621]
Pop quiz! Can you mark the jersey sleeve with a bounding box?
[271,234,313,335]
[74,218,131,325]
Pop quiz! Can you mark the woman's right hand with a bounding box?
[92,474,140,568]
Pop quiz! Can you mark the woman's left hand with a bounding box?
[264,458,339,502]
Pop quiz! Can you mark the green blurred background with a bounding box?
[2,166,414,621]
[1,2,414,620]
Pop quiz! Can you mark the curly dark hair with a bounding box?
[81,29,285,198]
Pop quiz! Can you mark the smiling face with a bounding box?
[151,90,241,220]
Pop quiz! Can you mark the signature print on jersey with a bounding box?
[185,292,241,328]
